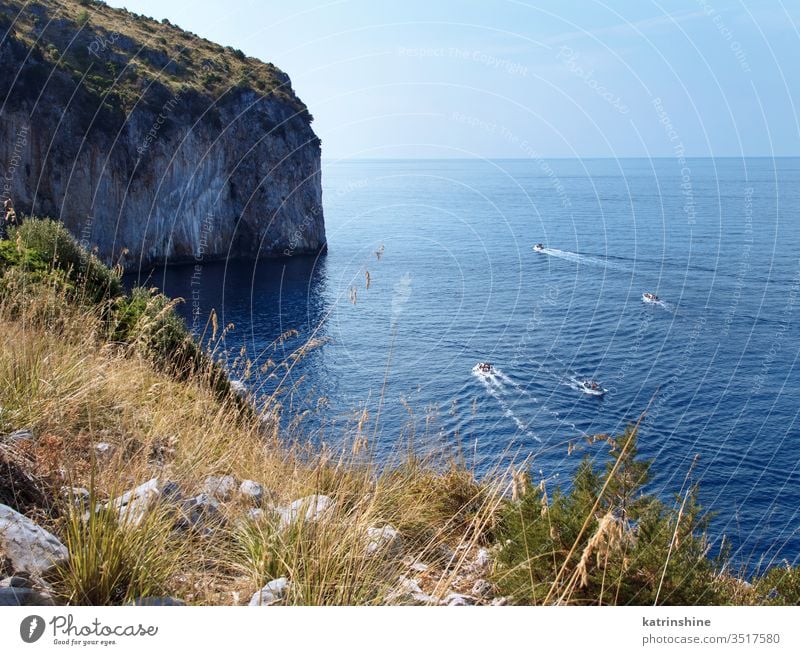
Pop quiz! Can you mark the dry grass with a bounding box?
[0,276,505,605]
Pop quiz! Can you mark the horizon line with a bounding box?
[321,155,800,161]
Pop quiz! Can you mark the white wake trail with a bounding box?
[538,248,631,272]
[472,368,541,442]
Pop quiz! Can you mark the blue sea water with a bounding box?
[129,158,800,571]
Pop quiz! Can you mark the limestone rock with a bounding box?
[0,504,68,576]
[246,508,265,522]
[112,478,181,526]
[443,593,474,606]
[238,480,264,505]
[0,575,31,588]
[471,578,493,598]
[61,487,91,511]
[274,495,334,528]
[249,577,289,606]
[129,597,186,606]
[475,547,491,568]
[179,493,224,531]
[202,475,237,501]
[365,525,402,557]
[0,586,56,606]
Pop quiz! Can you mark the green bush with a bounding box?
[9,219,122,302]
[753,564,800,605]
[492,427,722,605]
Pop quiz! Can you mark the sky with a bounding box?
[105,0,800,159]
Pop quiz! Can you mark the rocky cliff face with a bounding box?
[0,1,325,267]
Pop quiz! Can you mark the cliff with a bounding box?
[0,0,325,266]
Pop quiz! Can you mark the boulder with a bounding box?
[471,578,493,598]
[0,504,68,576]
[229,380,248,397]
[249,577,289,606]
[93,442,115,462]
[0,575,31,588]
[61,487,91,511]
[112,478,181,526]
[0,586,56,606]
[246,508,265,522]
[202,475,237,501]
[443,593,474,606]
[179,493,224,531]
[274,495,334,528]
[365,525,402,557]
[238,480,264,505]
[129,596,186,606]
[475,547,491,568]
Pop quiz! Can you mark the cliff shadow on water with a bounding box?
[126,252,333,409]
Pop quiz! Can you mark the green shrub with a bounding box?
[754,564,800,605]
[9,219,122,302]
[492,427,721,605]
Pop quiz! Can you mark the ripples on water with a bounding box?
[129,158,800,571]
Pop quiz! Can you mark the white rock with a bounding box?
[365,525,402,556]
[249,577,289,606]
[386,576,434,605]
[202,475,237,501]
[274,495,334,528]
[475,547,491,568]
[471,579,493,598]
[112,478,181,526]
[247,508,265,522]
[398,576,422,595]
[443,593,474,606]
[0,504,68,576]
[229,379,248,397]
[94,442,115,461]
[239,480,264,505]
[180,494,222,530]
[61,487,91,510]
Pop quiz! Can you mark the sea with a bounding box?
[127,157,800,572]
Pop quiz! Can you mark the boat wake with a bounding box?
[472,366,541,442]
[534,247,631,272]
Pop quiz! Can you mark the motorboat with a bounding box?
[533,243,545,252]
[578,379,605,396]
[642,292,660,303]
[474,362,493,374]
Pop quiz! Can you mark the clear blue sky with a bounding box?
[105,0,800,158]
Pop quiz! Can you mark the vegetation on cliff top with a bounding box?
[0,0,310,117]
[0,218,798,605]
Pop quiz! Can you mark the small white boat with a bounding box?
[533,243,545,252]
[578,380,605,396]
[642,292,660,303]
[474,362,494,375]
